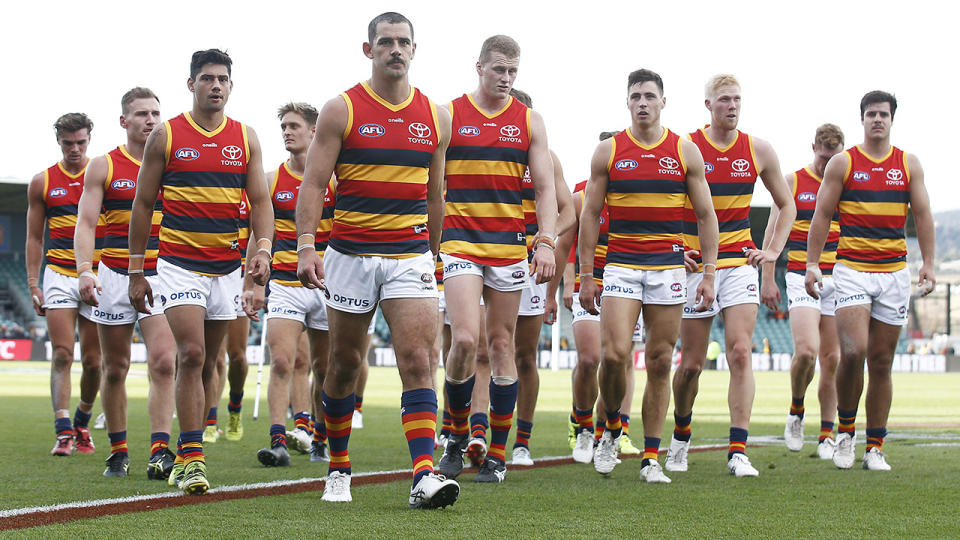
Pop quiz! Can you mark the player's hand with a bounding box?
[562,287,573,311]
[530,247,556,284]
[760,277,781,311]
[247,251,271,286]
[695,273,716,312]
[29,285,46,316]
[579,277,601,315]
[918,263,936,297]
[242,287,265,321]
[544,294,558,325]
[297,247,325,289]
[78,273,101,307]
[683,250,701,273]
[128,273,154,314]
[804,264,823,299]
[746,248,778,267]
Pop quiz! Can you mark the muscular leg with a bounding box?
[291,330,312,416]
[98,323,136,435]
[48,309,80,419]
[226,316,250,410]
[673,316,712,418]
[76,315,102,410]
[513,313,541,451]
[789,308,820,409]
[722,303,758,430]
[165,306,229,434]
[140,314,176,443]
[864,318,901,430]
[817,315,840,427]
[598,296,643,436]
[640,304,682,465]
[834,306,870,418]
[571,319,600,411]
[266,318,302,434]
[481,288,521,465]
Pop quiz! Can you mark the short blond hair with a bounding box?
[705,74,740,99]
[814,123,844,149]
[479,35,520,63]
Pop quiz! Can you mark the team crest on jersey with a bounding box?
[458,126,480,137]
[48,187,68,198]
[222,146,243,160]
[359,123,386,137]
[798,192,816,202]
[704,162,715,173]
[175,147,199,161]
[615,159,638,171]
[111,178,136,191]
[275,191,294,202]
[852,171,871,182]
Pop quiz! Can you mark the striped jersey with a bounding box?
[787,167,840,275]
[521,167,538,263]
[442,94,529,266]
[571,180,609,292]
[100,146,163,276]
[238,190,249,267]
[43,160,103,277]
[159,112,249,276]
[836,145,910,272]
[331,82,439,258]
[606,128,687,270]
[270,163,336,287]
[684,128,758,269]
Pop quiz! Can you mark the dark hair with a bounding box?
[277,102,319,127]
[599,131,618,141]
[368,12,413,44]
[54,113,93,138]
[627,69,664,95]
[190,49,232,79]
[860,90,897,119]
[121,87,159,115]
[509,88,532,108]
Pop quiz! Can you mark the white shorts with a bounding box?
[683,265,759,319]
[41,266,92,319]
[833,262,910,326]
[156,259,241,320]
[323,247,438,314]
[266,281,329,331]
[602,265,686,305]
[438,289,446,313]
[91,264,162,325]
[440,253,528,293]
[786,271,836,317]
[572,291,643,342]
[519,282,546,317]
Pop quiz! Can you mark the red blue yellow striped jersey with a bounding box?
[836,145,910,272]
[100,146,162,276]
[160,112,249,276]
[237,190,249,267]
[435,259,444,292]
[520,167,539,263]
[571,180,609,292]
[269,163,336,287]
[43,160,104,276]
[442,94,529,266]
[606,128,687,270]
[332,82,439,258]
[684,128,758,269]
[787,167,840,275]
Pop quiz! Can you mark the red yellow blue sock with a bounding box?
[228,391,243,413]
[444,376,475,437]
[323,391,355,476]
[293,411,311,433]
[573,407,594,434]
[605,409,622,440]
[838,408,857,438]
[440,407,453,438]
[108,431,128,456]
[641,436,660,467]
[54,417,73,437]
[205,407,218,428]
[73,407,92,429]
[673,411,692,442]
[790,396,805,419]
[488,379,518,463]
[401,388,438,486]
[354,396,363,413]
[728,427,748,459]
[150,432,170,458]
[620,414,630,436]
[180,430,204,465]
[470,412,489,441]
[270,424,287,448]
[866,427,887,452]
[819,421,835,443]
[513,419,533,449]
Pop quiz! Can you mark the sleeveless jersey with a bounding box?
[684,128,759,269]
[43,160,101,277]
[571,180,609,292]
[606,128,687,270]
[237,190,250,267]
[787,167,840,275]
[836,145,910,272]
[521,167,539,263]
[100,146,163,276]
[442,94,529,266]
[332,82,439,258]
[270,163,336,287]
[159,112,248,276]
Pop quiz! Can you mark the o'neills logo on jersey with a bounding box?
[730,158,752,177]
[615,159,638,171]
[359,123,385,137]
[221,145,244,167]
[499,124,522,143]
[798,192,816,202]
[112,178,136,191]
[458,126,480,137]
[886,169,905,185]
[408,123,434,145]
[175,147,199,161]
[275,191,294,202]
[658,156,682,176]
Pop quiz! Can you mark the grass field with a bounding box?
[1,361,959,537]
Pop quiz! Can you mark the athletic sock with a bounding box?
[323,391,355,476]
[401,388,438,486]
[605,409,622,440]
[444,376,475,438]
[354,396,363,414]
[574,407,594,435]
[73,407,92,429]
[673,411,692,442]
[293,411,311,433]
[728,427,748,459]
[595,417,606,440]
[620,414,631,436]
[838,408,857,439]
[180,430,204,465]
[205,407,218,428]
[150,432,170,458]
[488,379,519,463]
[54,417,73,437]
[641,436,661,467]
[470,412,489,441]
[440,407,453,438]
[174,434,184,465]
[866,427,887,452]
[108,431,128,456]
[514,419,533,449]
[312,417,327,444]
[228,391,243,414]
[270,424,287,448]
[790,396,805,419]
[819,421,835,443]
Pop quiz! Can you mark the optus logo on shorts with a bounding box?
[169,291,202,302]
[329,293,370,309]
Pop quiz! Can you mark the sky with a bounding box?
[1,1,955,211]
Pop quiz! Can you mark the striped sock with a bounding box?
[440,407,453,438]
[819,421,835,443]
[401,388,438,486]
[174,434,184,465]
[790,396,805,419]
[108,431,128,456]
[354,396,363,413]
[54,417,73,437]
[595,418,606,440]
[488,379,518,463]
[838,408,857,438]
[180,430,204,465]
[470,412,489,441]
[673,412,692,442]
[312,417,327,444]
[620,414,630,436]
[323,391,355,476]
[293,411,311,433]
[605,409,622,440]
[514,419,533,449]
[270,424,287,448]
[205,407,218,428]
[573,407,594,434]
[73,407,92,429]
[444,376,475,437]
[150,432,170,458]
[866,427,887,452]
[642,436,661,467]
[728,427,748,459]
[228,391,243,413]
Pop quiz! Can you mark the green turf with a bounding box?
[2,362,959,537]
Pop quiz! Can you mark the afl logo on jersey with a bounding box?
[49,187,68,198]
[458,126,480,137]
[704,162,715,173]
[409,123,432,138]
[222,146,243,160]
[175,147,199,161]
[659,157,680,170]
[732,159,751,172]
[275,191,294,202]
[615,159,638,171]
[852,171,871,182]
[111,178,136,191]
[359,123,385,137]
[798,192,816,202]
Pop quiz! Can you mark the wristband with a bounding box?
[298,233,315,243]
[77,261,93,273]
[257,238,272,251]
[806,262,820,268]
[27,276,39,287]
[297,244,316,253]
[533,235,556,251]
[702,263,717,269]
[128,254,145,259]
[257,247,272,256]
[128,269,144,275]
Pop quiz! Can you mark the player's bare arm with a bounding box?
[427,104,451,256]
[243,127,274,287]
[907,153,936,296]
[296,96,347,289]
[241,225,266,320]
[748,137,796,266]
[577,139,612,315]
[804,152,848,298]
[75,155,108,306]
[759,173,793,310]
[25,172,47,316]
[551,151,576,237]
[682,138,718,312]
[527,110,558,284]
[127,122,167,313]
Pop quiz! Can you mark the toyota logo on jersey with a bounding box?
[659,157,679,169]
[500,125,521,137]
[732,158,750,172]
[408,123,432,138]
[222,145,243,160]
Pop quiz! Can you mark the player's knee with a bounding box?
[675,361,702,382]
[644,351,672,381]
[51,346,73,370]
[103,360,129,385]
[80,350,101,371]
[576,353,600,373]
[726,342,752,369]
[176,343,206,370]
[148,355,175,381]
[793,344,817,365]
[451,330,479,356]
